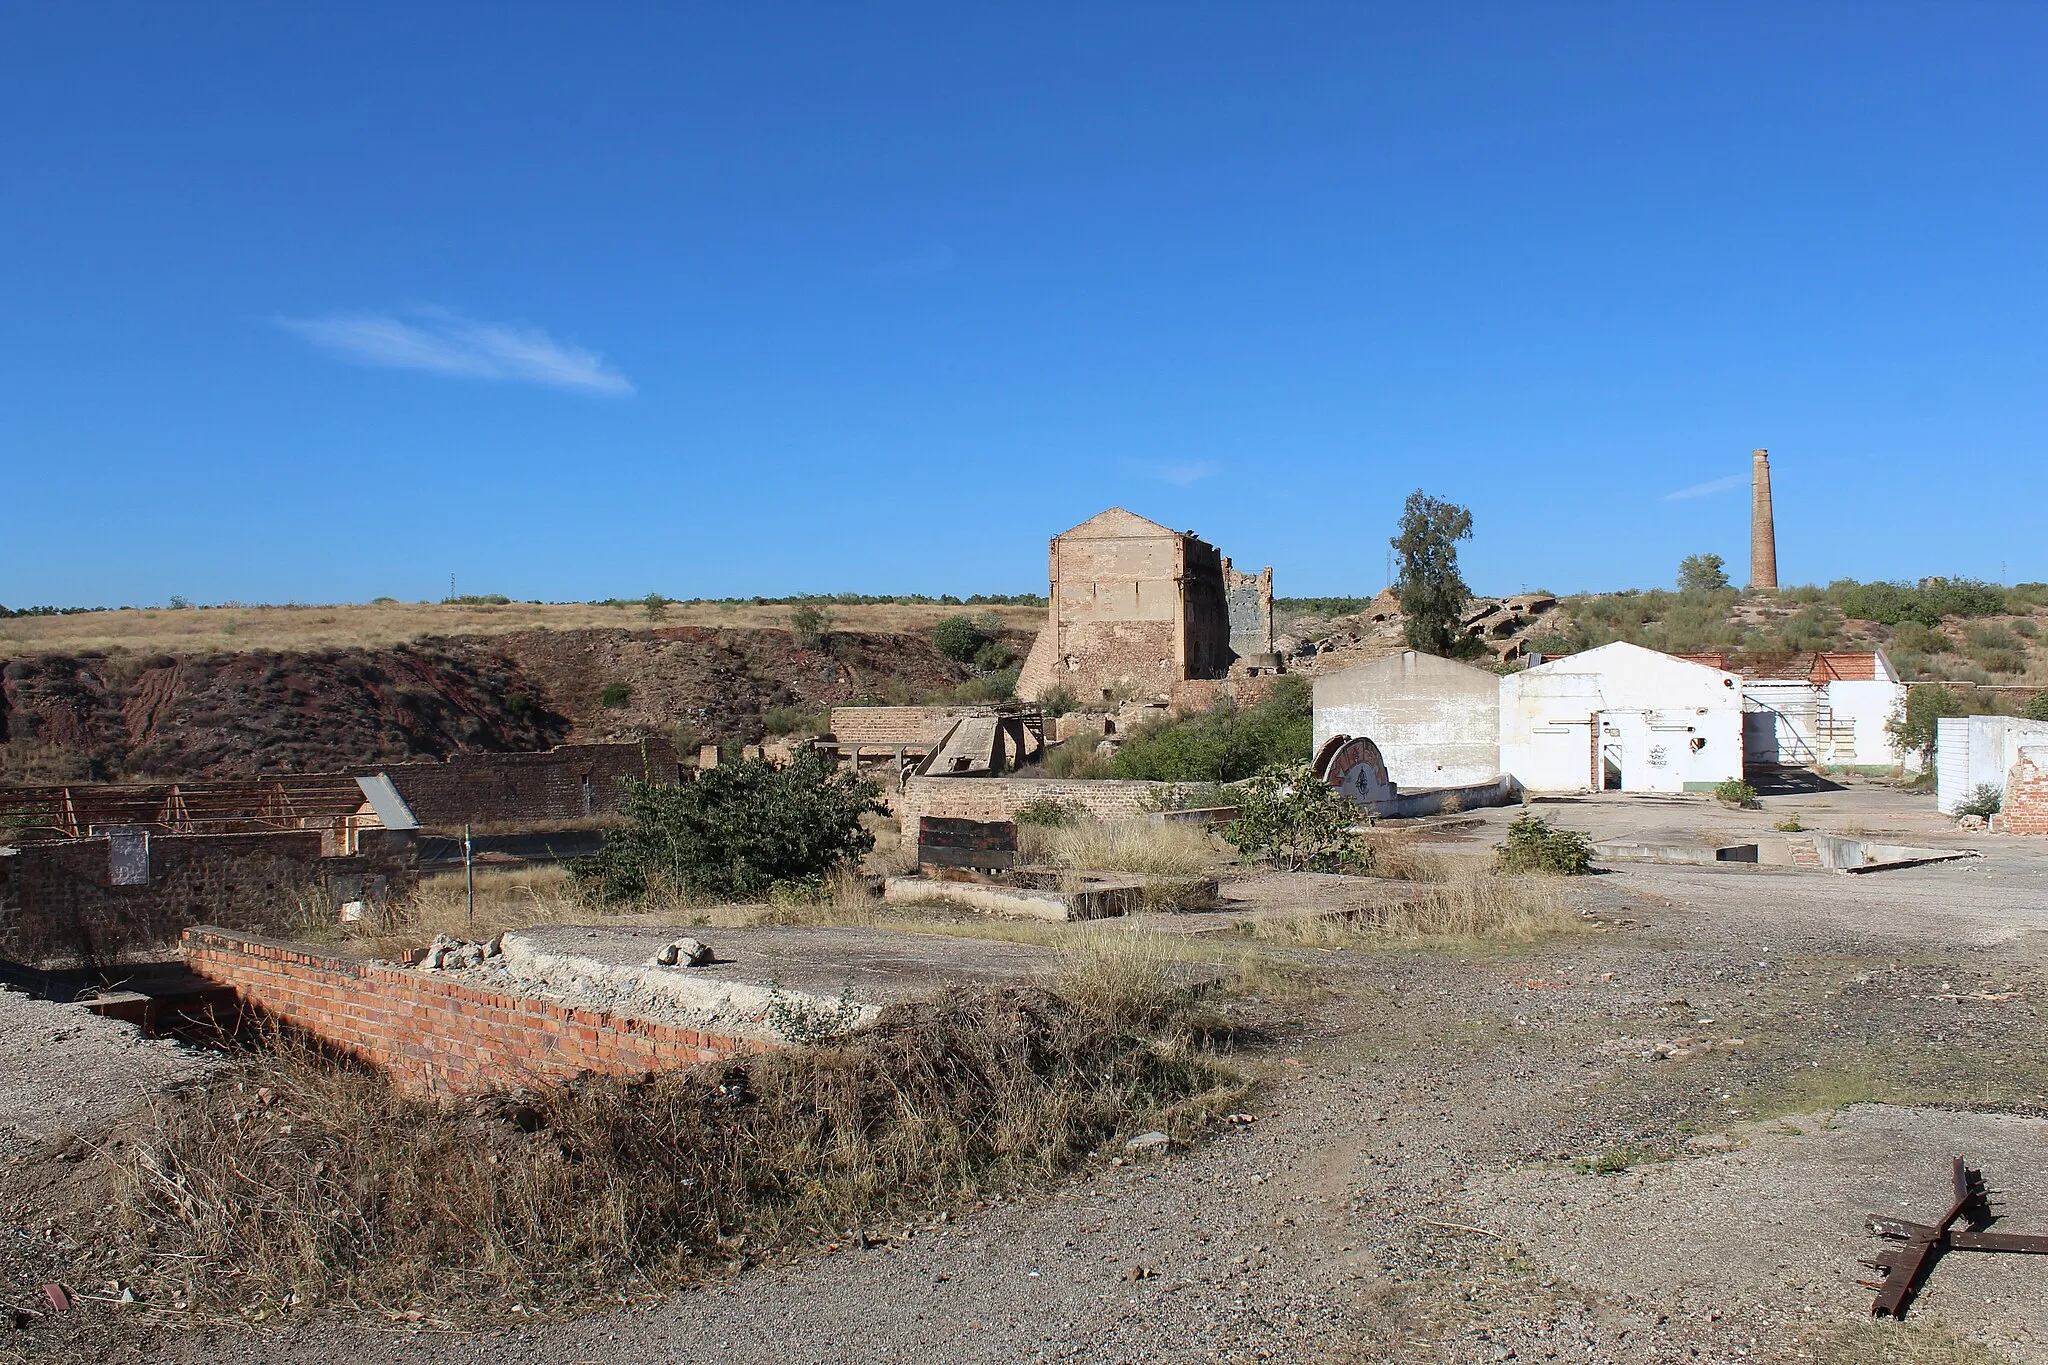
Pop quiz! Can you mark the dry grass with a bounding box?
[0,600,1046,657]
[1803,1322,2016,1365]
[110,986,1234,1321]
[1247,867,1582,948]
[341,866,705,959]
[1036,817,1219,877]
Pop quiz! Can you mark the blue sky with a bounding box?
[4,4,2045,608]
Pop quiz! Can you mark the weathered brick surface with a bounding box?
[898,777,1215,827]
[827,708,974,747]
[182,926,757,1095]
[2007,748,2048,835]
[357,740,683,827]
[0,830,415,965]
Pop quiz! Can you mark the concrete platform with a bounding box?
[477,925,1060,1044]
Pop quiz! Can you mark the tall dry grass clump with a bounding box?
[113,989,1233,1319]
[346,866,591,958]
[1037,817,1219,911]
[1052,926,1199,1028]
[1254,866,1580,947]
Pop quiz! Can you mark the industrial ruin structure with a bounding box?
[1751,448,1779,594]
[1015,508,1275,705]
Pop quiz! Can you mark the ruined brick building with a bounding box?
[1016,508,1275,704]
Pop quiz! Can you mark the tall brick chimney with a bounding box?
[1749,448,1778,593]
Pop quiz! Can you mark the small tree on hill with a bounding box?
[1391,490,1482,658]
[1886,684,1969,766]
[931,614,992,663]
[788,603,833,649]
[1677,553,1730,594]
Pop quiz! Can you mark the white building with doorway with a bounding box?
[1498,642,1744,793]
[1679,650,1915,775]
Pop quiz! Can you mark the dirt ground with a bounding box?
[8,785,2048,1364]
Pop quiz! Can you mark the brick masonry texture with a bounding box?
[0,829,416,966]
[359,739,684,826]
[897,777,1217,827]
[827,707,974,747]
[182,926,758,1095]
[2007,750,2048,835]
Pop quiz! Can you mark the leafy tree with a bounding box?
[1223,763,1370,872]
[573,748,881,903]
[600,682,632,709]
[1391,490,1482,657]
[1677,553,1730,594]
[932,614,993,662]
[1886,684,1970,765]
[643,592,669,621]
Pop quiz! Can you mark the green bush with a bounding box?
[1494,814,1595,876]
[932,615,993,662]
[1042,741,1114,779]
[788,604,833,649]
[1954,784,2003,819]
[761,705,829,736]
[1829,577,2006,627]
[643,593,669,622]
[1222,764,1369,873]
[1887,684,1969,763]
[1111,676,1312,782]
[972,640,1014,671]
[1013,797,1081,828]
[2025,692,2048,723]
[572,749,881,903]
[1890,621,1949,655]
[1038,685,1078,718]
[600,682,632,709]
[1713,779,1761,808]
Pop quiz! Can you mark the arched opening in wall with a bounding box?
[1103,719,1117,736]
[1312,734,1352,781]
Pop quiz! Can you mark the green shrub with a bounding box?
[1713,779,1761,808]
[1494,814,1595,875]
[762,705,829,736]
[1222,764,1369,873]
[643,593,669,622]
[1829,577,2006,627]
[1977,650,2028,675]
[600,682,632,709]
[1111,676,1312,783]
[1887,684,1969,763]
[1038,685,1078,718]
[1954,784,2003,819]
[1890,621,1949,655]
[2025,692,2048,723]
[932,615,993,662]
[1677,553,1730,594]
[1013,797,1081,828]
[1776,605,1842,653]
[1042,742,1114,779]
[788,604,833,649]
[972,640,1014,671]
[1966,622,2025,653]
[572,749,881,903]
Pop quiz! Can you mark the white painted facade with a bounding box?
[1936,715,2048,814]
[1499,642,1744,793]
[1736,653,1914,774]
[1311,651,1501,788]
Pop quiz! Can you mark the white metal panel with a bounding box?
[1935,717,1972,813]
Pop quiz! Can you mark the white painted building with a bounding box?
[1498,642,1744,793]
[1683,650,1916,774]
[1936,715,2048,814]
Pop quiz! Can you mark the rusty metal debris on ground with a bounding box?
[1860,1157,2048,1318]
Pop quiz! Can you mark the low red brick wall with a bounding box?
[181,926,756,1095]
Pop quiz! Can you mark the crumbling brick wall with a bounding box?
[2006,748,2048,835]
[827,707,974,746]
[360,739,682,827]
[182,927,756,1095]
[897,777,1222,828]
[0,829,414,966]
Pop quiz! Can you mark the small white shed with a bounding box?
[1499,642,1744,793]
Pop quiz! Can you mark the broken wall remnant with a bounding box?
[0,829,418,965]
[1015,508,1274,705]
[180,927,754,1096]
[2006,745,2048,834]
[1937,716,2048,816]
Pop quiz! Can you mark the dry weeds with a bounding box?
[1247,868,1583,947]
[2,600,1046,657]
[111,987,1235,1321]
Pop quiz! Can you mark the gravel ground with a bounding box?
[0,987,219,1159]
[9,790,2048,1364]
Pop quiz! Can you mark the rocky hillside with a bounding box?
[0,624,1023,783]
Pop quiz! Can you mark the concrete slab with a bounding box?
[479,925,1059,1044]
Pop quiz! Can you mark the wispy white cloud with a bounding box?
[1661,472,1745,502]
[278,307,633,394]
[1138,460,1219,488]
